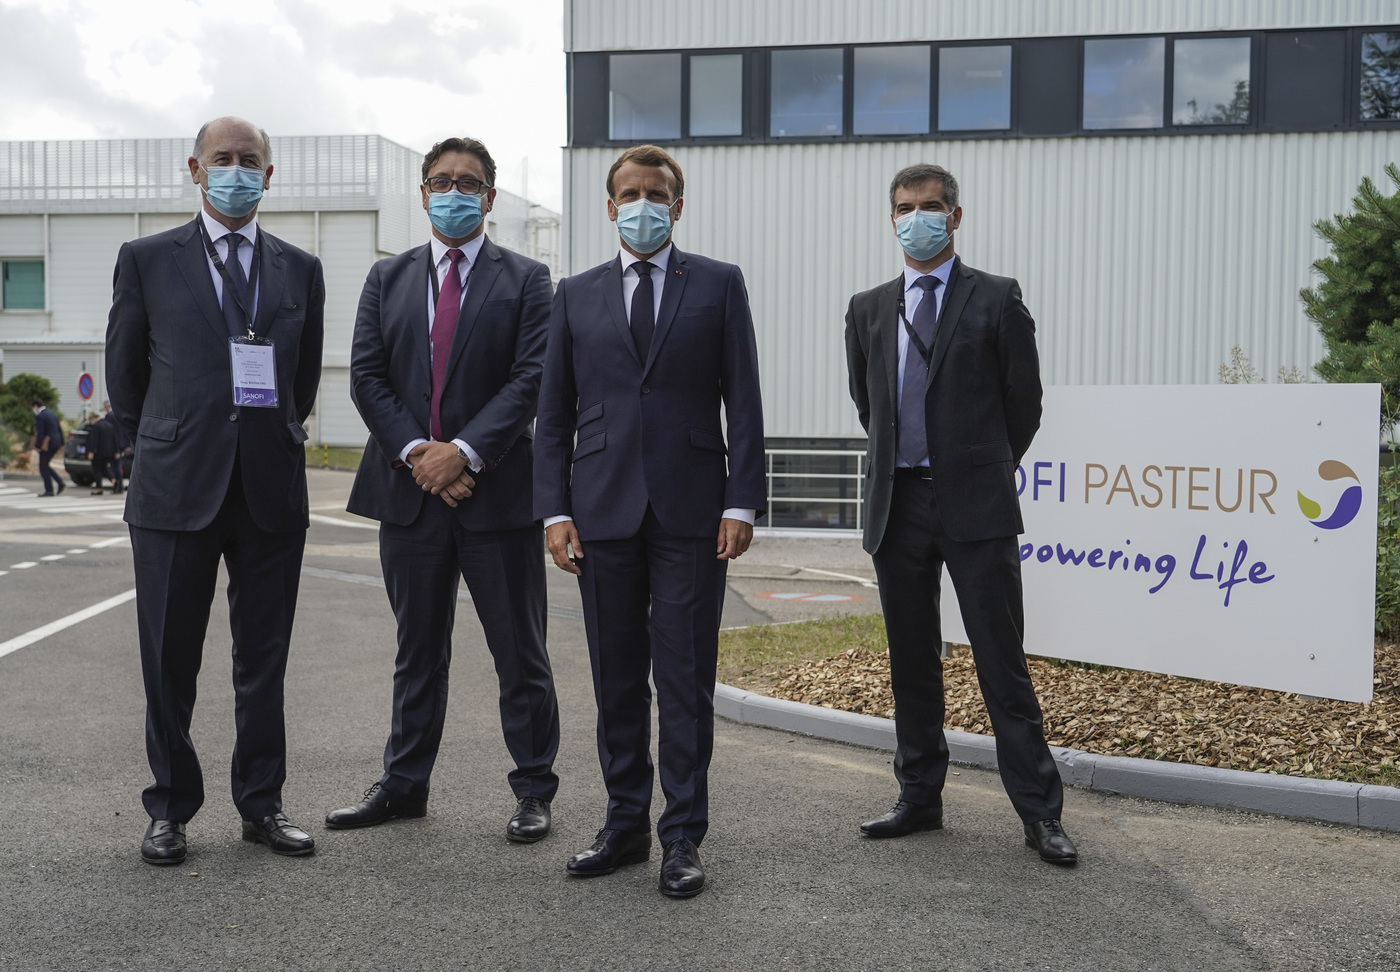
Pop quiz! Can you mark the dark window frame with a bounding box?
[1165,31,1259,133]
[1353,25,1400,127]
[935,39,1018,134]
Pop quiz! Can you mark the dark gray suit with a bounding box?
[845,257,1062,824]
[347,236,559,802]
[106,217,324,823]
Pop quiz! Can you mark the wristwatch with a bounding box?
[456,445,471,466]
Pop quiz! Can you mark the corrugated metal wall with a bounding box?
[565,131,1400,437]
[566,0,1398,51]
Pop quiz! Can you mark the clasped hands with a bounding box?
[546,517,753,576]
[408,441,475,508]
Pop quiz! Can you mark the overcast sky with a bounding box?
[0,0,568,211]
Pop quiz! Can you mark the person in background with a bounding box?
[30,400,65,497]
[85,410,114,495]
[100,400,127,493]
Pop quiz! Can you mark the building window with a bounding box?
[1,260,44,310]
[770,47,844,137]
[1083,36,1166,130]
[939,45,1013,131]
[853,45,930,135]
[1361,31,1400,120]
[1173,37,1251,125]
[690,54,744,136]
[610,53,681,140]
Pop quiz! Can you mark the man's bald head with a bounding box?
[193,116,272,167]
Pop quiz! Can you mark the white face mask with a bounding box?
[895,209,951,261]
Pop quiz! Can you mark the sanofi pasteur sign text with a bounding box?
[939,384,1380,703]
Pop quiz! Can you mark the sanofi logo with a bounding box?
[1296,461,1363,530]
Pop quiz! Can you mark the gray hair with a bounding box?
[193,117,273,166]
[889,164,959,212]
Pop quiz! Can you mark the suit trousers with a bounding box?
[871,475,1063,824]
[37,447,60,493]
[377,500,559,801]
[128,469,306,823]
[576,506,727,845]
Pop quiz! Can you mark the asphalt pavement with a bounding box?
[1,468,1398,972]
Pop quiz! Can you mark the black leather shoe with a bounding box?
[566,828,651,876]
[241,812,315,856]
[506,796,551,843]
[659,838,705,898]
[140,819,186,865]
[324,782,428,829]
[860,800,944,838]
[1024,819,1078,865]
[55,478,66,495]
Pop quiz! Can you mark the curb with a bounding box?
[714,683,1400,834]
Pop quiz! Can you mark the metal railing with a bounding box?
[764,447,865,532]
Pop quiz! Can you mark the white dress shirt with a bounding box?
[544,246,755,530]
[895,257,957,468]
[199,210,259,320]
[399,233,489,472]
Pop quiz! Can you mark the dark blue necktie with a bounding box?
[897,275,942,467]
[630,261,656,361]
[222,233,251,337]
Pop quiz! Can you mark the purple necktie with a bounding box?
[897,275,941,467]
[430,248,465,442]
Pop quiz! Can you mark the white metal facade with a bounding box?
[0,135,562,445]
[563,0,1400,439]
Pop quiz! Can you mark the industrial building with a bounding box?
[561,0,1400,529]
[0,134,561,445]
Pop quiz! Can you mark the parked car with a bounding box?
[63,420,133,487]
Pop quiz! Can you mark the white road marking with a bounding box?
[0,588,137,660]
[308,513,378,531]
[780,564,880,589]
[90,536,128,548]
[66,548,88,554]
[39,554,65,561]
[0,571,7,577]
[10,562,36,569]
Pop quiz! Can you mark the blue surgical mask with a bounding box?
[427,190,483,239]
[895,209,951,262]
[201,164,266,218]
[614,198,674,255]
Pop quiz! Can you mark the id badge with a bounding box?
[229,336,279,408]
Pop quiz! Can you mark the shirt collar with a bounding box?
[430,232,487,269]
[620,244,672,275]
[200,209,258,248]
[903,255,956,293]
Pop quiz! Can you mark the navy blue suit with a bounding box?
[31,407,63,494]
[106,216,324,824]
[535,246,765,844]
[347,236,559,803]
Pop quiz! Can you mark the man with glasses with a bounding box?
[106,116,325,865]
[328,137,560,845]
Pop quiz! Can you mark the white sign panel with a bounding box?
[940,384,1380,703]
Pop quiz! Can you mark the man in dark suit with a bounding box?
[844,163,1077,865]
[106,116,324,866]
[98,401,127,493]
[29,400,65,496]
[535,144,766,898]
[328,137,560,843]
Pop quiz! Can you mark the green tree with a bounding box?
[0,372,61,438]
[1187,78,1249,125]
[1361,33,1400,120]
[1301,163,1400,427]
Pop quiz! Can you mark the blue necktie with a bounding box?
[897,275,942,467]
[222,233,251,337]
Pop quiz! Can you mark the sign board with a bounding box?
[77,372,93,401]
[939,384,1380,703]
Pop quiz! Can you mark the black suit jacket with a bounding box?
[106,218,325,533]
[534,247,767,541]
[346,237,551,531]
[33,408,62,451]
[845,258,1042,552]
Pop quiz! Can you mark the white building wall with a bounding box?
[0,214,43,255]
[47,214,132,336]
[566,0,1398,51]
[566,130,1400,437]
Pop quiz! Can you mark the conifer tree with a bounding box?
[1301,163,1400,426]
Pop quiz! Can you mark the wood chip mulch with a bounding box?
[765,641,1400,781]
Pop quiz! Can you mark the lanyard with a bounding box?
[199,220,261,337]
[428,251,472,307]
[897,299,933,364]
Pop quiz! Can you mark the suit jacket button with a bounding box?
[423,393,430,401]
[642,386,651,395]
[229,412,238,422]
[887,472,894,480]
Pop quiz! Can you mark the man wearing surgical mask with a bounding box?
[330,137,561,848]
[844,164,1077,866]
[107,116,325,865]
[535,145,766,898]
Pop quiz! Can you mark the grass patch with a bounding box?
[305,443,363,471]
[718,614,887,690]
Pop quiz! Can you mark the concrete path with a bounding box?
[0,469,1397,971]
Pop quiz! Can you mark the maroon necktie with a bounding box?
[430,248,465,441]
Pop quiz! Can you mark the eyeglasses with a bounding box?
[424,176,492,195]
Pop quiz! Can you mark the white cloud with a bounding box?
[0,0,566,209]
